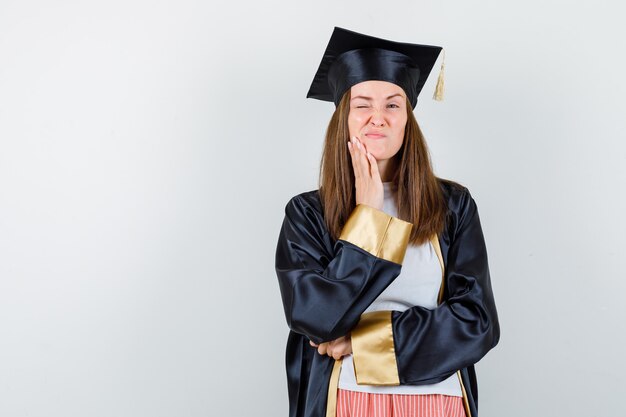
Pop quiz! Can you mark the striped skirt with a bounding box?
[336,388,466,417]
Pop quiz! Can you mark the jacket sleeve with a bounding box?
[275,195,413,345]
[350,188,500,386]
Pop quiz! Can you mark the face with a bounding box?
[348,80,408,161]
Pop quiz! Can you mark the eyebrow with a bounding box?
[351,93,404,101]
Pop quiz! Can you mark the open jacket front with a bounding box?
[275,179,500,417]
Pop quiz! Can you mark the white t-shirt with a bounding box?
[337,181,462,396]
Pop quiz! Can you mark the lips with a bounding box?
[365,133,386,139]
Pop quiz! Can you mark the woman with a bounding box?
[275,27,500,417]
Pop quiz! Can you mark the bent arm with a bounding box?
[275,196,413,345]
[350,190,500,385]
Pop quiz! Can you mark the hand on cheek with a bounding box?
[347,136,384,211]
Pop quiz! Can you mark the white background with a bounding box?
[1,1,624,416]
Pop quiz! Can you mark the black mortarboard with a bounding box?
[306,26,445,109]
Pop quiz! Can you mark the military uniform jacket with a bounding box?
[275,179,500,417]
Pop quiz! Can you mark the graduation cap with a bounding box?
[306,26,445,109]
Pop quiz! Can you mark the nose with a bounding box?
[369,108,385,127]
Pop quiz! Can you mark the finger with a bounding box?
[328,341,346,360]
[326,347,334,358]
[309,340,318,347]
[347,139,356,175]
[355,138,371,180]
[349,137,362,181]
[333,339,347,352]
[366,151,381,181]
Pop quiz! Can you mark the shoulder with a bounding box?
[283,189,322,216]
[280,189,332,248]
[436,177,480,226]
[437,177,470,208]
[436,177,482,237]
[282,189,326,230]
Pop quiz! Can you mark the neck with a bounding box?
[377,156,398,182]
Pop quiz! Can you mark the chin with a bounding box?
[372,151,393,161]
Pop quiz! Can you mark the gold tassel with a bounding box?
[432,48,445,101]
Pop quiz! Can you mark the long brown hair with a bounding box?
[318,88,460,246]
